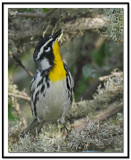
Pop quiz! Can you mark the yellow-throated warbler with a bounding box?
[21,29,74,136]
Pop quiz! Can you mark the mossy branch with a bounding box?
[72,101,123,131]
[9,16,107,43]
[9,70,123,152]
[8,92,30,102]
[63,16,107,31]
[68,70,123,120]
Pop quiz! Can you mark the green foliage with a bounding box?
[8,103,18,121]
[43,8,51,12]
[8,103,15,121]
[90,42,105,66]
[75,76,90,99]
[8,64,16,76]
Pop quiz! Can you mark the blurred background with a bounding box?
[8,8,123,123]
[8,8,123,152]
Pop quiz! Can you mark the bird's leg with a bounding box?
[37,120,45,134]
[60,110,71,137]
[61,118,71,137]
[63,123,71,136]
[20,119,44,137]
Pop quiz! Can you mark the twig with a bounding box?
[92,103,123,123]
[73,102,123,131]
[10,53,33,77]
[8,92,31,102]
[11,12,46,18]
[99,72,123,81]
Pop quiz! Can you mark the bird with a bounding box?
[20,29,74,137]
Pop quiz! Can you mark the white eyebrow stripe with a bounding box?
[36,37,53,60]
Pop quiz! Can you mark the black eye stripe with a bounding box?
[44,46,51,52]
[47,41,53,47]
[44,46,48,50]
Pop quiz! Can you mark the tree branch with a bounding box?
[8,92,31,102]
[11,12,46,18]
[93,103,123,123]
[10,52,33,77]
[63,16,107,31]
[73,102,123,131]
[99,72,123,81]
[9,29,42,42]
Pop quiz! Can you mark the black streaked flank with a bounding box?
[64,63,74,104]
[34,91,39,118]
[33,91,39,104]
[47,82,50,88]
[30,95,33,115]
[37,78,43,87]
[31,88,35,96]
[45,74,48,82]
[41,70,45,77]
[70,88,73,104]
[68,72,72,86]
[31,71,39,84]
[41,84,45,93]
[66,76,70,91]
[45,75,50,88]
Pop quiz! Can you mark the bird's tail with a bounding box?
[20,119,44,137]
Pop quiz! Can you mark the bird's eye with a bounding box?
[44,46,50,52]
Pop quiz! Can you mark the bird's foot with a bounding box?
[63,124,72,138]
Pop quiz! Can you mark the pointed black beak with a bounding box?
[52,29,62,41]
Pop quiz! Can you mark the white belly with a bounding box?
[36,79,71,122]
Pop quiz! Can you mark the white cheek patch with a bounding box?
[40,58,51,70]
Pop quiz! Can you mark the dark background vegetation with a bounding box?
[8,8,123,152]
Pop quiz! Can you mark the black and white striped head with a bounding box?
[33,29,61,71]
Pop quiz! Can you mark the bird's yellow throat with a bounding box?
[49,40,66,82]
